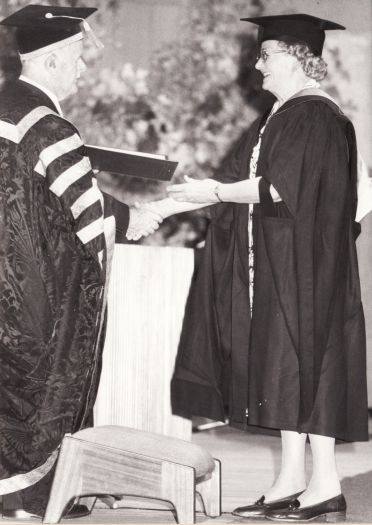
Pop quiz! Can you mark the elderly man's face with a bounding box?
[51,40,87,100]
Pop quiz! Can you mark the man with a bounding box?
[0,4,161,518]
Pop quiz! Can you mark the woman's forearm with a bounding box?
[218,178,260,203]
[217,177,281,204]
[166,175,281,205]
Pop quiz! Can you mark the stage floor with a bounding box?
[1,420,371,524]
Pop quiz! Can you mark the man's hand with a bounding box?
[167,175,220,203]
[126,205,163,241]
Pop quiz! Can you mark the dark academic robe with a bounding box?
[171,92,368,442]
[0,79,129,495]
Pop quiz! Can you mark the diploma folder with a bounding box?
[85,144,178,181]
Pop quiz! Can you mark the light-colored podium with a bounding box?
[94,244,193,439]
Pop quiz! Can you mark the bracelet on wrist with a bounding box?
[213,184,223,203]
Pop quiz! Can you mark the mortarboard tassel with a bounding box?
[79,19,104,50]
[45,12,104,50]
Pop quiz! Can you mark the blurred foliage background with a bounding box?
[0,0,369,246]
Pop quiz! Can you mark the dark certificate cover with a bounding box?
[85,144,178,181]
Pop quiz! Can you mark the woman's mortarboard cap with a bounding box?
[0,4,102,60]
[240,13,345,56]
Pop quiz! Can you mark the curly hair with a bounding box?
[277,41,328,81]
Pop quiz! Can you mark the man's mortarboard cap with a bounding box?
[240,13,345,56]
[0,4,102,60]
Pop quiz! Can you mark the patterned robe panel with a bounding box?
[0,81,127,493]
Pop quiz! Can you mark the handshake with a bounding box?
[126,176,221,241]
[126,202,164,241]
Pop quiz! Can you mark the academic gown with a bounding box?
[0,79,129,496]
[171,93,368,442]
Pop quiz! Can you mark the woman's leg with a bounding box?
[297,433,341,507]
[265,430,307,501]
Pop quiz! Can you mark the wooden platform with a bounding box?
[1,421,371,524]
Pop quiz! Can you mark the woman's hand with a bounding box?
[167,175,220,203]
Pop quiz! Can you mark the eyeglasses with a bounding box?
[256,50,287,62]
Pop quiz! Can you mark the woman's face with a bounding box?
[255,39,300,100]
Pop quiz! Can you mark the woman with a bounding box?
[127,13,368,522]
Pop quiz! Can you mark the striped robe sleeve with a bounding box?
[34,113,129,260]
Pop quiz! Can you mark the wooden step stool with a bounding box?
[43,425,221,523]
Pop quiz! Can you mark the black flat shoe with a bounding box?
[2,503,91,520]
[265,493,346,522]
[232,491,304,518]
[63,504,92,519]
